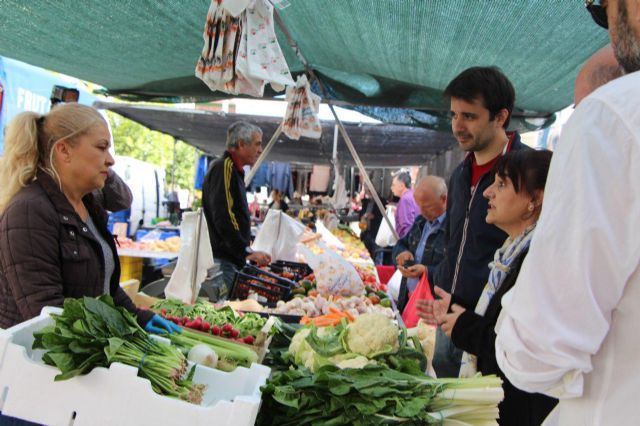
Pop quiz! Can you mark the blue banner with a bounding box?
[0,56,98,154]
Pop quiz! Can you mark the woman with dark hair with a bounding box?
[417,149,557,425]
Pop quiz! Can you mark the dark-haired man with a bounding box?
[420,66,530,378]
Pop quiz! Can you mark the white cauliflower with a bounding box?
[344,313,399,358]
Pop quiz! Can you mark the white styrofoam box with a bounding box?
[0,307,271,426]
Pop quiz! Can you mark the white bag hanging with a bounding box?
[283,75,322,140]
[375,206,397,248]
[252,209,306,261]
[164,210,215,304]
[331,164,350,210]
[196,0,293,97]
[298,243,364,297]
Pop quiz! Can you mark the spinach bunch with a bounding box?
[258,364,503,425]
[33,296,204,404]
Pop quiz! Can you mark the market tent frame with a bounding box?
[96,101,459,169]
[0,0,609,131]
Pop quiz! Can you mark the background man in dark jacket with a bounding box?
[393,176,448,313]
[429,66,530,377]
[202,121,271,301]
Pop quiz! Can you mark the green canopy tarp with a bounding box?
[0,0,608,129]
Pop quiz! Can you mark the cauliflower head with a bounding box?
[344,313,399,358]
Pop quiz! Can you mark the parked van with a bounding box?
[111,155,168,237]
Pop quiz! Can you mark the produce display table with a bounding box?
[117,249,178,260]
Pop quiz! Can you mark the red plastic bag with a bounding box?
[401,272,434,328]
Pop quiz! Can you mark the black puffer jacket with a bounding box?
[0,171,154,329]
[432,133,530,308]
[451,248,558,425]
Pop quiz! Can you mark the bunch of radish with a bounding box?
[161,310,255,345]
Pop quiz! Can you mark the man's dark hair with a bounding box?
[493,149,553,199]
[393,171,412,189]
[444,66,516,129]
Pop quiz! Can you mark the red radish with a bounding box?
[161,308,167,316]
[222,323,233,333]
[193,317,203,329]
[201,321,211,332]
[211,325,221,336]
[230,329,240,338]
[243,335,254,345]
[182,316,190,324]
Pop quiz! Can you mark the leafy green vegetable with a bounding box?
[33,296,205,404]
[304,322,347,357]
[165,327,258,370]
[258,365,504,426]
[150,298,266,337]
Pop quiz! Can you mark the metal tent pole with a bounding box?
[190,208,203,304]
[274,11,398,241]
[244,122,284,187]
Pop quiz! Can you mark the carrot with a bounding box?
[300,316,311,325]
[344,311,355,322]
[312,317,337,327]
[328,306,341,315]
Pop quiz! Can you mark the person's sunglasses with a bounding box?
[585,0,608,29]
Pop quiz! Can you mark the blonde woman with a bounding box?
[0,104,177,334]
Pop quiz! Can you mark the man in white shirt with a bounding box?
[495,1,640,424]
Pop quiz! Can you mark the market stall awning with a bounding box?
[96,101,457,168]
[0,1,608,130]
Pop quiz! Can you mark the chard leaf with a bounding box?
[272,385,300,408]
[328,382,351,396]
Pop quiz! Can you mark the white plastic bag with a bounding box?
[252,209,306,261]
[298,242,364,297]
[164,210,214,304]
[375,206,397,247]
[315,220,344,249]
[387,269,403,302]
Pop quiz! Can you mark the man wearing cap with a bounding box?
[495,1,640,423]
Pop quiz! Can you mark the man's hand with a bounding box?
[247,251,272,266]
[439,304,466,337]
[415,286,451,326]
[395,250,414,266]
[399,263,426,278]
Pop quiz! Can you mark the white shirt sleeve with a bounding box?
[495,97,640,399]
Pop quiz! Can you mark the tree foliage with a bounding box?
[106,111,198,191]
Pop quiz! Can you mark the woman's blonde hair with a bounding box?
[0,103,107,213]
